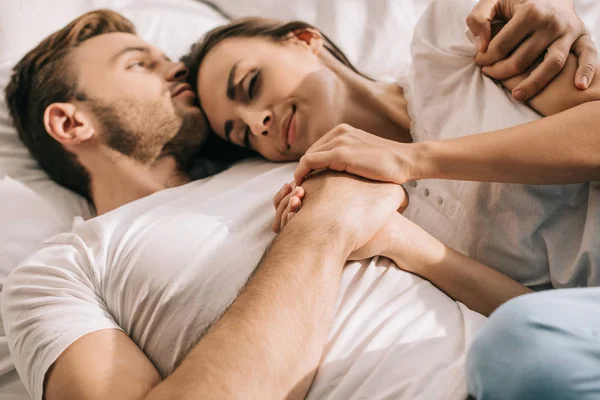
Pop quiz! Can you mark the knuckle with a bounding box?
[465,12,483,30]
[522,4,542,24]
[512,58,529,74]
[582,62,596,74]
[548,52,567,70]
[337,123,350,131]
[545,15,563,33]
[525,78,543,95]
[496,41,510,58]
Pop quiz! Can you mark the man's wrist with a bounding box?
[282,212,353,261]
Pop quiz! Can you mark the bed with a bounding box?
[1,0,600,399]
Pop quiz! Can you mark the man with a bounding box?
[0,4,596,400]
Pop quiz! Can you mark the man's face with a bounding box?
[72,32,206,163]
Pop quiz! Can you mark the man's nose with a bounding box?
[165,61,189,82]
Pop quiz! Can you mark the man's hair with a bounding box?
[4,10,136,200]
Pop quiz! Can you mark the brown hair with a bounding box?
[183,17,370,93]
[4,9,136,201]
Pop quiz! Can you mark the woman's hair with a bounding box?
[183,17,370,91]
[181,17,370,171]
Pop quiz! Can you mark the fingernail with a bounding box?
[475,36,483,52]
[481,67,490,76]
[513,90,526,101]
[580,76,589,88]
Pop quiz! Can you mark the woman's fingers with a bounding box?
[480,33,553,81]
[294,151,339,185]
[280,196,301,232]
[285,211,296,227]
[273,188,305,233]
[475,10,533,67]
[466,0,498,52]
[273,191,293,233]
[273,183,292,209]
[572,34,598,89]
[512,35,572,100]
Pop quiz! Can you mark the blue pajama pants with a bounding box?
[466,288,600,400]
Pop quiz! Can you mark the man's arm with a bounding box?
[45,172,404,400]
[45,220,348,400]
[380,213,532,317]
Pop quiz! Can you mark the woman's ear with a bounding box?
[291,28,323,54]
[43,103,95,147]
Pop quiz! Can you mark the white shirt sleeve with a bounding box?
[1,233,122,400]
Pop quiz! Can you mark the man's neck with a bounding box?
[87,153,190,216]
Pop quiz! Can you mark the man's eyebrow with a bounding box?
[111,46,151,63]
[224,120,233,142]
[226,61,240,101]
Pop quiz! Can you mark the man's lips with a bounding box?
[171,83,195,98]
[280,105,297,150]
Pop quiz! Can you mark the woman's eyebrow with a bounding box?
[226,61,241,100]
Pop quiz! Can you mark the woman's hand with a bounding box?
[272,182,305,233]
[293,124,418,186]
[467,0,597,101]
[273,181,410,261]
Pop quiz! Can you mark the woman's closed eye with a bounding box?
[246,69,261,100]
[243,125,252,149]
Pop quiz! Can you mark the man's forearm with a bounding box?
[383,214,532,317]
[416,100,600,184]
[146,219,349,400]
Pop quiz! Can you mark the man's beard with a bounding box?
[89,98,183,164]
[160,107,208,169]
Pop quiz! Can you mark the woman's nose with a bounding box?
[248,111,272,136]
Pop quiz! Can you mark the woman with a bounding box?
[185,0,599,288]
[185,1,600,398]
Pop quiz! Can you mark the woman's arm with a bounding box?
[381,213,532,317]
[415,99,600,184]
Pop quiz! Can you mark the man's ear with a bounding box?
[43,103,95,147]
[290,28,323,54]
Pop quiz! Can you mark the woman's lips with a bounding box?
[287,107,297,147]
[280,105,297,150]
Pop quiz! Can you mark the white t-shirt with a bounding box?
[402,0,600,288]
[2,160,485,400]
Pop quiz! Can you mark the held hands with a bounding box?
[272,174,409,260]
[467,0,597,101]
[293,124,418,186]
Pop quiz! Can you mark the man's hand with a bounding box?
[467,0,597,101]
[289,171,406,258]
[273,173,409,261]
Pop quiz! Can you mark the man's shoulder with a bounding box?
[5,230,99,294]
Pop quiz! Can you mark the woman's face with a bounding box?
[196,34,343,161]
